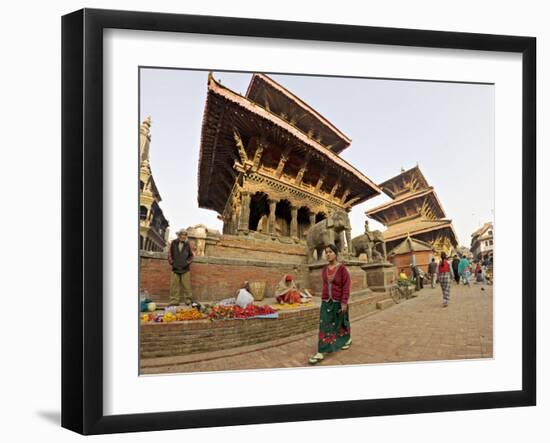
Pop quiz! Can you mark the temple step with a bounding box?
[376,298,395,310]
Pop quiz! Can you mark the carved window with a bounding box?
[140,206,148,220]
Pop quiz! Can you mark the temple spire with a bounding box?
[140,116,152,163]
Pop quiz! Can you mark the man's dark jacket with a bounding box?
[169,240,193,273]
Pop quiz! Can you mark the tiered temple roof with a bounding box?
[245,73,352,154]
[198,73,382,241]
[383,218,455,243]
[366,165,458,256]
[367,187,446,225]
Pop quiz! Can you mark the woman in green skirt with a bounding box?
[309,244,352,365]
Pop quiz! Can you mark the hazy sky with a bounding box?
[139,68,494,247]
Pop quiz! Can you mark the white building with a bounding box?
[470,222,493,262]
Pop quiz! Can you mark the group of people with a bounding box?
[166,229,351,365]
[426,255,489,289]
[435,253,489,307]
[396,253,489,308]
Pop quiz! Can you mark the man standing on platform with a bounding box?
[168,229,194,306]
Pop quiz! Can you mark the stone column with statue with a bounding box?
[351,217,396,295]
[351,218,387,262]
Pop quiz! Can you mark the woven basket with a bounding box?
[248,280,267,301]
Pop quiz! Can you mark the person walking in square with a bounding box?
[451,255,460,284]
[411,263,424,290]
[309,244,352,365]
[474,262,485,284]
[428,257,438,288]
[458,255,471,286]
[438,252,452,307]
[168,229,194,306]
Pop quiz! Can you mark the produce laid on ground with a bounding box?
[207,304,278,320]
[140,303,279,323]
[140,307,206,323]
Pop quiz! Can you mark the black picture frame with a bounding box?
[61,8,536,435]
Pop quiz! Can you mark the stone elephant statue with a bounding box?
[306,210,352,263]
[352,230,387,262]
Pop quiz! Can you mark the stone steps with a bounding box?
[376,298,396,310]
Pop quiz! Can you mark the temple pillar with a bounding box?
[268,198,278,235]
[290,205,298,239]
[238,191,251,233]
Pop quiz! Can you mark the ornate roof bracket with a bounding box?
[251,136,265,170]
[315,175,325,191]
[340,188,351,203]
[233,129,248,164]
[345,196,361,207]
[295,151,311,186]
[222,181,243,219]
[330,180,341,197]
[275,146,292,177]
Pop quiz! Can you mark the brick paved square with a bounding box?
[141,284,493,374]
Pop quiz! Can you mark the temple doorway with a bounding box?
[248,192,270,232]
[275,199,291,237]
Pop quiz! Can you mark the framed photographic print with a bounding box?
[61,8,536,435]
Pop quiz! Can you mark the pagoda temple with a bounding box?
[366,166,458,258]
[198,73,382,243]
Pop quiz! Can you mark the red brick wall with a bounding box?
[190,261,309,301]
[140,255,171,301]
[140,254,310,303]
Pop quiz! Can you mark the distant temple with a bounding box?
[366,166,458,258]
[139,117,170,252]
[198,73,381,242]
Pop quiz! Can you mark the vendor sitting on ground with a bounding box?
[275,274,302,304]
[399,268,408,280]
[216,281,254,308]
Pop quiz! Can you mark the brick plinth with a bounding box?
[362,262,397,294]
[140,235,310,303]
[140,237,375,304]
[140,293,388,359]
[207,234,307,264]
